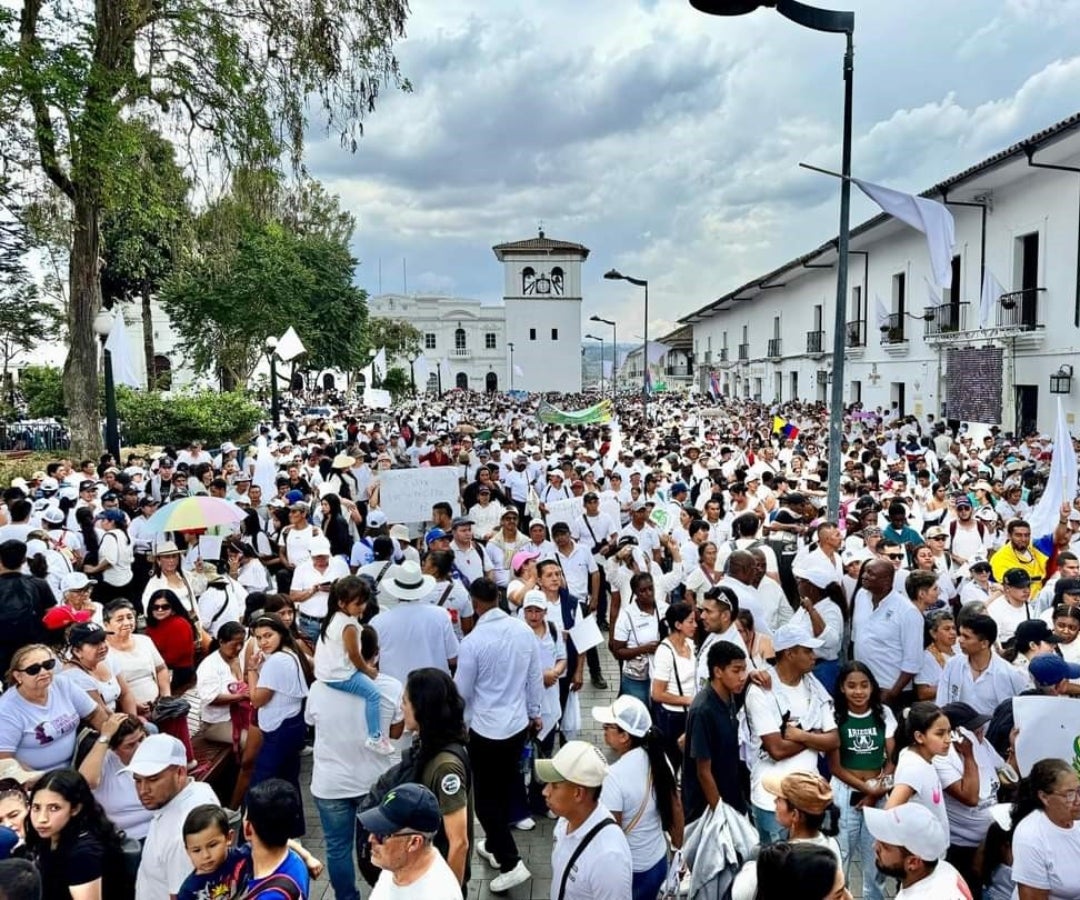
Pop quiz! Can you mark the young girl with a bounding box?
[827,662,896,900]
[885,701,952,842]
[313,578,394,755]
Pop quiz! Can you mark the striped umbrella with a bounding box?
[145,496,247,534]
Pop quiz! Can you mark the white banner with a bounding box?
[376,468,460,524]
[363,387,392,409]
[545,497,582,530]
[1014,694,1080,776]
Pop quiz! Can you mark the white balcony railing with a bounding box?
[450,348,471,359]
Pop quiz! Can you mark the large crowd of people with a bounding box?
[0,390,1078,900]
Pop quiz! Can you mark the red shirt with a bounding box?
[147,614,196,668]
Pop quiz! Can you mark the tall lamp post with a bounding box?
[507,342,515,391]
[604,270,649,420]
[589,314,617,400]
[688,0,854,520]
[92,310,120,460]
[585,334,604,394]
[264,336,280,428]
[407,352,417,396]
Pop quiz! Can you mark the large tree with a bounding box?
[0,0,409,453]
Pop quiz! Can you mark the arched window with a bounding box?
[485,372,498,393]
[152,355,172,391]
[522,267,536,295]
[455,372,469,390]
[291,372,304,391]
[454,328,466,350]
[551,266,564,295]
[322,373,335,390]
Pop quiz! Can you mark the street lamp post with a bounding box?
[603,270,649,421]
[507,342,515,391]
[589,314,617,401]
[585,334,604,394]
[688,0,854,520]
[92,310,120,461]
[407,353,417,396]
[264,336,280,428]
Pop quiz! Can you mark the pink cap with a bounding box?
[511,548,540,573]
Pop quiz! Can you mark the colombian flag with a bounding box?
[773,416,799,441]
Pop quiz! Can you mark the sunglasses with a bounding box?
[885,553,905,560]
[19,658,57,676]
[150,604,171,612]
[371,830,425,844]
[928,535,946,540]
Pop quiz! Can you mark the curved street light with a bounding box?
[604,270,649,420]
[688,0,854,520]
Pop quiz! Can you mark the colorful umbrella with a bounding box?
[145,496,247,534]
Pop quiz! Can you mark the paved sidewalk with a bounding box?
[299,643,891,898]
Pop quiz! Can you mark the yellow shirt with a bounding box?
[990,542,1047,597]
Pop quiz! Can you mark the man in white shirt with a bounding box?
[620,501,661,565]
[289,536,349,642]
[130,734,219,900]
[537,741,633,900]
[456,579,543,894]
[935,612,1027,715]
[448,516,492,586]
[865,804,972,899]
[852,559,924,708]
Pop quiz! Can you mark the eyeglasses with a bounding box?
[18,658,57,676]
[371,830,425,844]
[886,553,905,560]
[150,604,171,612]
[1050,788,1080,804]
[929,536,946,541]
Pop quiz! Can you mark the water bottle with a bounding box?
[520,741,535,786]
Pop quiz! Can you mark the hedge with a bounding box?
[116,389,263,448]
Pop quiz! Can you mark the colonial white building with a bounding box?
[682,113,1080,436]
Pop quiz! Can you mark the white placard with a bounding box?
[567,613,603,654]
[363,387,392,409]
[377,468,460,524]
[198,535,223,561]
[545,498,581,530]
[1014,695,1080,776]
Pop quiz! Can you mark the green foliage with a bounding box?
[381,366,410,401]
[19,366,66,418]
[366,317,422,359]
[115,389,262,448]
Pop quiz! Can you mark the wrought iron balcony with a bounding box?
[924,302,968,336]
[737,343,749,361]
[719,347,728,363]
[881,313,906,344]
[845,320,865,348]
[767,338,782,358]
[806,330,824,354]
[998,288,1045,330]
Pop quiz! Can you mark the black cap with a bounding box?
[1055,578,1080,598]
[1014,619,1060,651]
[69,622,108,646]
[1003,568,1032,588]
[941,701,991,733]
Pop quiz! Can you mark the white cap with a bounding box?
[792,555,840,589]
[592,695,651,737]
[522,589,548,611]
[864,804,948,861]
[773,623,824,652]
[535,740,610,787]
[122,734,187,776]
[60,571,96,593]
[308,536,332,556]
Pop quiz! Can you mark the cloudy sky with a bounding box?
[306,0,1080,342]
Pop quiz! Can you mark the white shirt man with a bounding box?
[553,527,598,604]
[449,519,492,585]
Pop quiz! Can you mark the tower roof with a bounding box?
[492,230,590,260]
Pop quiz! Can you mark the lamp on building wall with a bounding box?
[1050,364,1073,394]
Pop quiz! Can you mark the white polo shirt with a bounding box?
[136,779,219,900]
[934,653,1027,716]
[852,590,924,689]
[551,802,633,900]
[556,541,598,601]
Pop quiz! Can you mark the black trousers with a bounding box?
[469,727,528,873]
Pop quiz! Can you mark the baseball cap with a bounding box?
[95,509,125,524]
[940,701,992,734]
[308,537,331,557]
[60,571,96,593]
[68,621,109,646]
[1014,619,1060,650]
[41,506,65,525]
[1054,578,1080,599]
[772,623,824,652]
[0,825,19,860]
[762,771,833,815]
[450,516,474,529]
[591,695,651,738]
[669,482,688,495]
[501,507,519,519]
[424,528,450,545]
[522,590,548,611]
[535,740,610,787]
[1003,568,1032,588]
[630,499,648,512]
[366,510,388,529]
[864,804,949,861]
[511,548,540,573]
[1029,652,1080,686]
[357,783,442,836]
[122,734,187,776]
[42,606,94,630]
[388,524,410,542]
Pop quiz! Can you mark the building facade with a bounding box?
[681,114,1080,436]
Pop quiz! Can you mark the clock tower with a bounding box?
[493,230,589,393]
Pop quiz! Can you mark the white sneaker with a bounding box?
[490,861,531,893]
[476,839,499,868]
[512,816,536,831]
[365,735,395,756]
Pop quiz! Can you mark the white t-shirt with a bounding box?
[894,859,972,899]
[196,583,245,637]
[196,650,244,726]
[933,730,1003,847]
[369,849,463,899]
[306,677,403,799]
[651,638,697,712]
[368,603,460,685]
[1011,808,1080,900]
[94,749,153,839]
[314,611,360,682]
[107,635,165,705]
[0,676,98,770]
[893,748,951,841]
[136,780,219,900]
[613,600,669,679]
[60,656,123,711]
[292,556,350,619]
[987,599,1033,647]
[99,529,134,585]
[915,648,953,690]
[421,580,474,641]
[257,650,308,732]
[600,747,668,873]
[744,672,836,810]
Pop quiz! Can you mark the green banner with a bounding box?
[536,399,615,425]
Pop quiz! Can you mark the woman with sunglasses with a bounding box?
[0,644,107,772]
[144,588,198,694]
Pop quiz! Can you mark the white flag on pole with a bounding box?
[980,269,1006,329]
[104,314,142,389]
[646,341,670,367]
[372,348,387,381]
[275,326,306,363]
[924,276,942,307]
[1028,397,1078,539]
[854,178,956,288]
[513,364,524,377]
[874,294,891,330]
[413,354,430,390]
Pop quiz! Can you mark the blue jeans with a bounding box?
[297,612,321,644]
[619,674,651,706]
[328,670,384,739]
[752,804,787,846]
[314,795,362,900]
[250,712,306,836]
[832,779,885,900]
[632,855,668,900]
